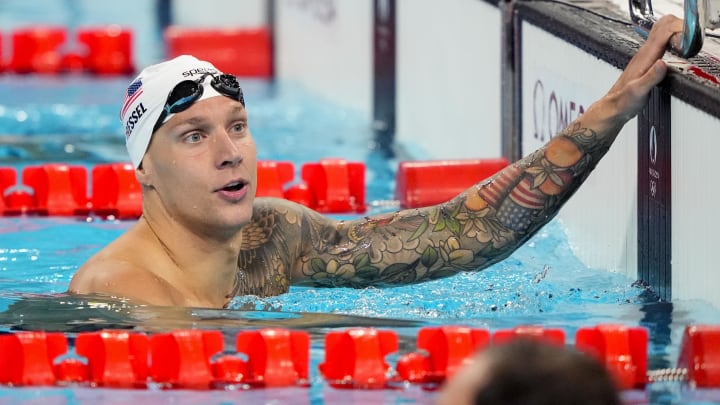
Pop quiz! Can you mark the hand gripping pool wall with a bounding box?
[508,0,720,307]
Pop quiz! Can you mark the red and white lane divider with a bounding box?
[0,324,717,390]
[0,158,510,218]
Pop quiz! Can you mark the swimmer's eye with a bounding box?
[184,132,203,143]
[231,122,246,133]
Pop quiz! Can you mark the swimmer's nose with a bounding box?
[215,131,243,169]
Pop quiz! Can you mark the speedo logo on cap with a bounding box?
[182,67,219,77]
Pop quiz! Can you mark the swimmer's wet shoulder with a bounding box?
[69,222,226,307]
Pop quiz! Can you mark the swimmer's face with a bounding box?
[139,96,257,234]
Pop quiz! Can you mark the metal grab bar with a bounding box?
[630,0,720,58]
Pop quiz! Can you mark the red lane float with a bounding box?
[319,328,398,388]
[678,325,720,388]
[397,326,490,383]
[3,188,35,216]
[0,167,17,213]
[75,330,150,388]
[0,159,369,217]
[10,27,67,74]
[165,27,272,77]
[296,158,366,213]
[234,328,310,386]
[0,32,4,72]
[492,325,566,346]
[77,26,134,75]
[22,164,90,216]
[0,332,69,386]
[242,159,367,213]
[91,163,142,219]
[395,158,509,208]
[575,324,648,390]
[1,324,720,391]
[256,161,295,199]
[148,329,312,389]
[6,26,134,74]
[150,329,225,389]
[0,157,512,216]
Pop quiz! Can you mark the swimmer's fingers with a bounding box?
[611,15,683,92]
[603,15,682,120]
[611,60,667,121]
[634,59,668,95]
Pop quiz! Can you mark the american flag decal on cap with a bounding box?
[121,79,143,118]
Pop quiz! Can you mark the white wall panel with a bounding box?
[671,97,720,308]
[396,0,501,159]
[275,0,373,120]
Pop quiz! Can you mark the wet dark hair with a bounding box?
[473,339,621,405]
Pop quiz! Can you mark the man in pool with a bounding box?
[69,16,683,308]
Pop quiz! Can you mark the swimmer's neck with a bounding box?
[137,212,243,305]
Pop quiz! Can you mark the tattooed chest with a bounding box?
[233,262,291,297]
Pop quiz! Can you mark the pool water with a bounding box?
[1,75,720,404]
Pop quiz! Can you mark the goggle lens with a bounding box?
[212,74,245,106]
[152,73,245,133]
[165,80,204,115]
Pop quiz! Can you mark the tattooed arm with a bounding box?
[242,16,682,291]
[289,124,615,288]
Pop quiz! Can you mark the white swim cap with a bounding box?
[120,55,226,168]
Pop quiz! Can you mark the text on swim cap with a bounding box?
[125,102,148,138]
[182,67,219,77]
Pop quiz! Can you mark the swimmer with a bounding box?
[435,338,621,405]
[69,15,684,308]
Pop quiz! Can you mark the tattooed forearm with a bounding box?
[249,121,619,291]
[294,121,616,288]
[479,121,611,239]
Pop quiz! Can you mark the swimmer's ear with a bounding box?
[135,161,152,187]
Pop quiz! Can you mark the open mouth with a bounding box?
[218,181,247,192]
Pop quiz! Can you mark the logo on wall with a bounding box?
[648,125,660,198]
[532,80,585,143]
[649,126,657,165]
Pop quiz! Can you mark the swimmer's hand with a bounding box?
[593,15,683,126]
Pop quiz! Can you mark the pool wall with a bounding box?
[509,0,720,309]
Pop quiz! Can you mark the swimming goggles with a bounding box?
[152,72,245,133]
